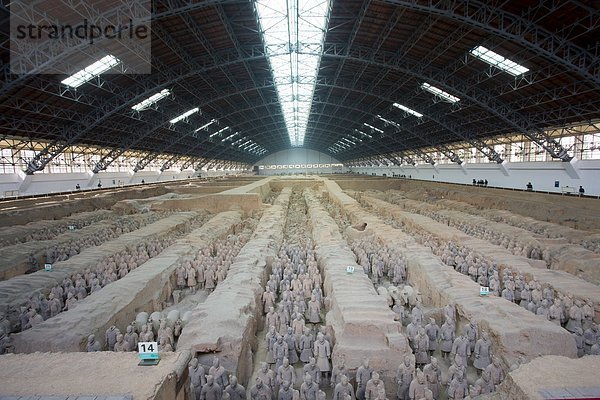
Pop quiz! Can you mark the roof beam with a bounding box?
[381,0,600,86]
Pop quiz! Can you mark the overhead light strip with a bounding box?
[364,122,384,133]
[469,45,529,76]
[255,0,331,147]
[223,132,240,142]
[131,89,171,111]
[210,126,230,138]
[169,107,199,124]
[376,115,400,128]
[393,103,423,118]
[420,83,460,103]
[355,129,373,138]
[195,119,218,132]
[61,55,120,88]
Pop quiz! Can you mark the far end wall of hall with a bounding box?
[350,159,600,197]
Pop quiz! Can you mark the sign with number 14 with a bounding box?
[138,342,159,360]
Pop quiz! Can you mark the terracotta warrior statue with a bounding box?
[250,377,272,400]
[333,375,355,400]
[189,358,207,400]
[365,372,385,400]
[201,375,223,400]
[113,333,128,352]
[303,357,321,385]
[396,356,414,400]
[279,380,294,400]
[225,375,246,400]
[86,334,101,352]
[313,332,331,381]
[300,374,319,400]
[209,357,229,389]
[277,358,297,388]
[356,358,373,400]
[473,331,492,371]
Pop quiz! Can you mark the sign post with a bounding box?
[479,286,489,296]
[44,263,52,272]
[138,341,160,366]
[345,266,355,274]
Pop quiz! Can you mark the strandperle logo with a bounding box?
[14,18,149,45]
[9,0,151,75]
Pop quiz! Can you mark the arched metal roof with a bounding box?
[0,0,598,173]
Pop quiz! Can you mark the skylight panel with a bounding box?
[364,122,384,133]
[61,55,120,88]
[131,89,171,111]
[420,83,460,103]
[393,103,423,118]
[195,119,217,132]
[256,0,330,147]
[169,107,199,124]
[469,45,529,76]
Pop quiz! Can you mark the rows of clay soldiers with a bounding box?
[399,306,504,399]
[581,239,600,254]
[10,215,220,334]
[175,237,244,294]
[346,235,504,399]
[351,238,408,286]
[86,233,252,355]
[256,241,337,400]
[86,313,183,352]
[0,211,113,247]
[387,190,600,256]
[376,194,544,262]
[186,308,504,400]
[173,218,258,296]
[38,212,164,265]
[422,236,599,356]
[12,236,174,334]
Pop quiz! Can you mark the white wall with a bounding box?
[255,148,348,175]
[350,159,600,196]
[0,168,245,198]
[0,173,22,195]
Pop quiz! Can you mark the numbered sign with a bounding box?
[68,225,76,231]
[479,286,489,296]
[346,266,355,274]
[44,263,52,272]
[138,341,159,360]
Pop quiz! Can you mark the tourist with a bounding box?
[526,182,533,191]
[579,186,585,196]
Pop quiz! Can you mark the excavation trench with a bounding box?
[11,210,243,352]
[303,187,411,396]
[178,187,292,387]
[358,193,600,325]
[0,211,210,331]
[364,190,600,284]
[0,211,172,281]
[320,179,577,369]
